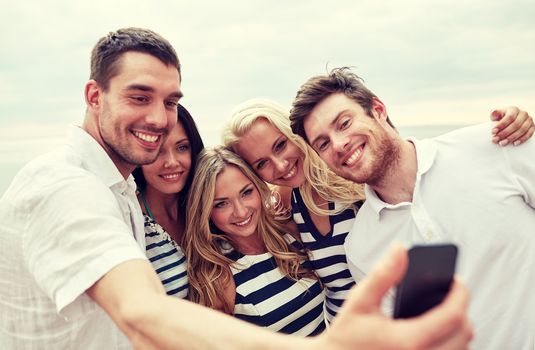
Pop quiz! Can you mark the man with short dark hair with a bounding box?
[0,32,473,349]
[0,27,184,349]
[290,67,535,350]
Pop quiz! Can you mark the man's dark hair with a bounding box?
[90,27,181,90]
[133,104,204,221]
[290,67,395,141]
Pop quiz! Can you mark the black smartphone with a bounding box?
[393,244,458,319]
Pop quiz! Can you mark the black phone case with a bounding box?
[393,244,458,319]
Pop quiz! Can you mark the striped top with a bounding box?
[225,235,326,336]
[144,214,189,298]
[291,188,358,323]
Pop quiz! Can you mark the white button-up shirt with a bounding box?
[345,123,535,350]
[0,126,147,349]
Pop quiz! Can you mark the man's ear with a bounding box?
[85,80,101,112]
[370,97,388,122]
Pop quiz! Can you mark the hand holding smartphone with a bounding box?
[393,244,458,319]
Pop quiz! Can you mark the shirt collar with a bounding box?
[364,137,438,217]
[66,125,135,191]
[407,137,437,178]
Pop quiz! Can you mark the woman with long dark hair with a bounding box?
[133,104,204,297]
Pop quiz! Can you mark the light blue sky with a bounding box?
[1,0,534,191]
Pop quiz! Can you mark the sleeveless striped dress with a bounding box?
[144,214,189,298]
[226,235,326,336]
[291,188,359,323]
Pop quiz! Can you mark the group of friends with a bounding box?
[1,27,534,350]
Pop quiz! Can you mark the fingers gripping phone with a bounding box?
[393,244,458,319]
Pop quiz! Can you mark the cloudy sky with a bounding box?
[1,0,534,191]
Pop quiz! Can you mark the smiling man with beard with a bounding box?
[290,67,535,350]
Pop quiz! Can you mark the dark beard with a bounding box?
[102,133,157,167]
[365,132,400,187]
[99,106,161,167]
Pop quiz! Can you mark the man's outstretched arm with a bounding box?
[88,245,473,350]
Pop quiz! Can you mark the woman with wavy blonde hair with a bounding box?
[222,98,362,323]
[184,146,325,336]
[223,98,364,217]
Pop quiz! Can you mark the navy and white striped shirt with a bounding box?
[226,235,326,336]
[291,188,358,323]
[144,215,189,298]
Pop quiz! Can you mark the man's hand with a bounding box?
[314,244,473,350]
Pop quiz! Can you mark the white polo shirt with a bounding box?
[345,123,535,350]
[0,126,147,349]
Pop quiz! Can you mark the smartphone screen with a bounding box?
[393,244,458,319]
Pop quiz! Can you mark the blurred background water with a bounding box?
[0,124,467,196]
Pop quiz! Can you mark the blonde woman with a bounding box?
[223,99,365,323]
[222,98,533,323]
[184,146,325,336]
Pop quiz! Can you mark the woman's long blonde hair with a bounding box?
[222,98,365,216]
[184,146,317,314]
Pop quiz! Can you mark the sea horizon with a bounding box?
[0,124,468,196]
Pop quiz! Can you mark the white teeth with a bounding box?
[234,215,252,227]
[345,147,362,166]
[282,165,296,179]
[133,131,159,143]
[161,173,180,180]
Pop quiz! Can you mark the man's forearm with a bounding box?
[128,294,310,350]
[88,259,311,350]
